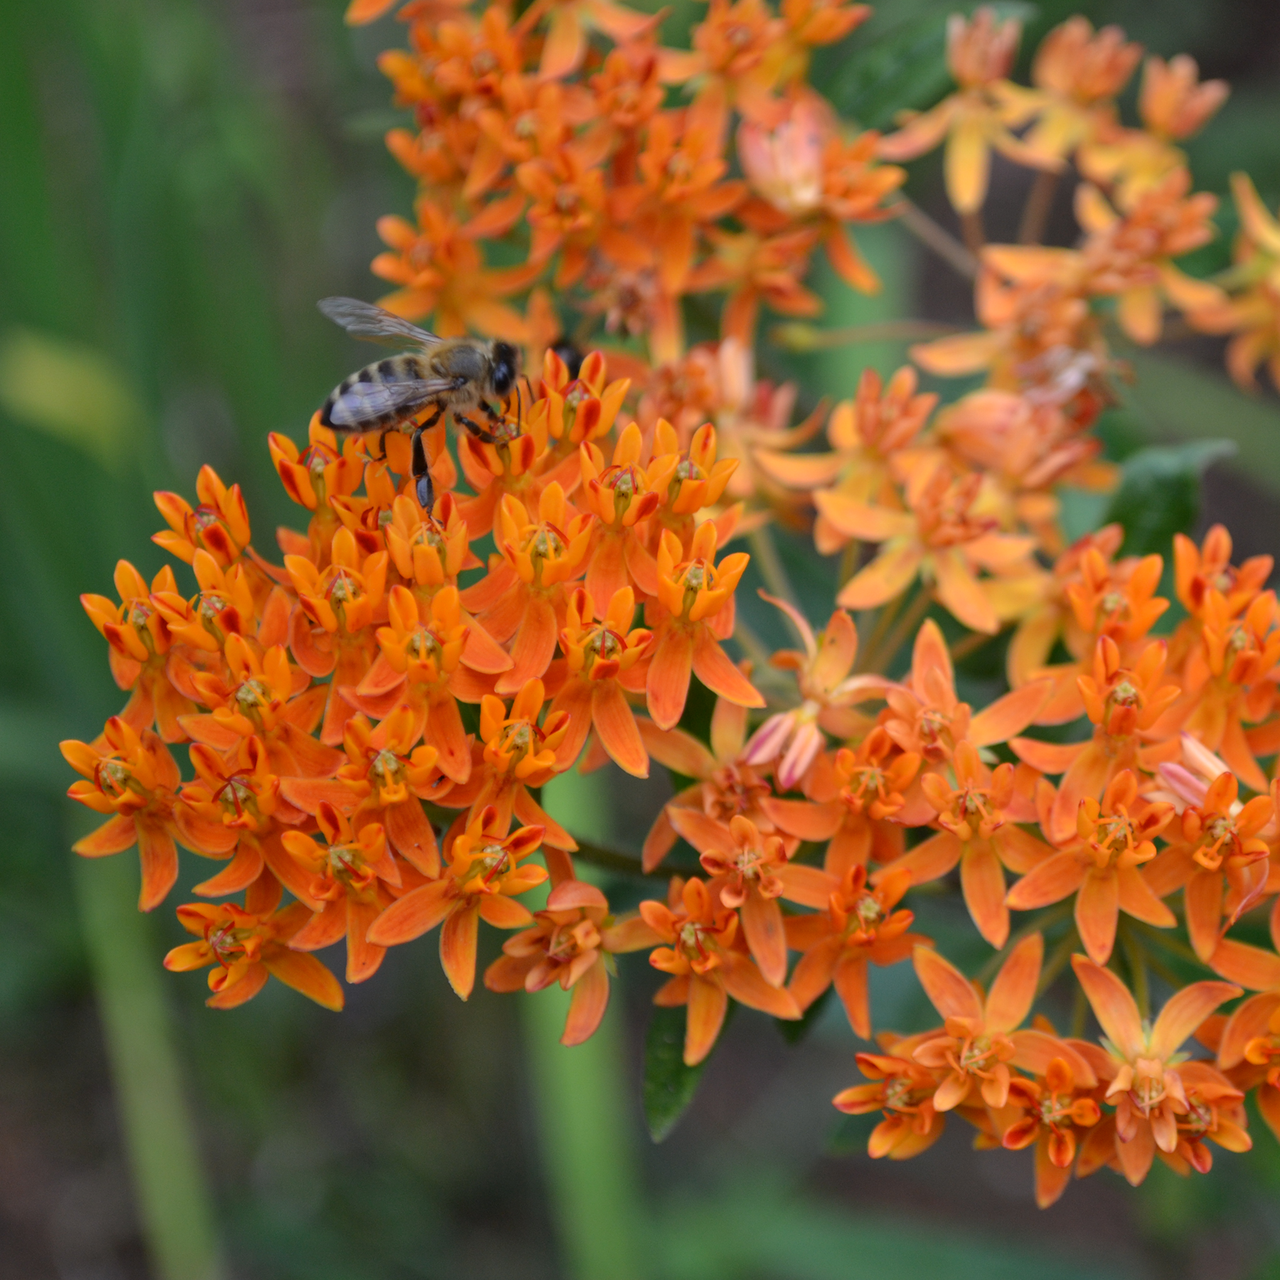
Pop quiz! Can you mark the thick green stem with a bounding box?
[70,812,223,1280]
[527,770,647,1280]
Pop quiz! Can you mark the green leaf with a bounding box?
[643,1002,732,1142]
[1103,440,1235,557]
[775,983,833,1045]
[828,2,1037,130]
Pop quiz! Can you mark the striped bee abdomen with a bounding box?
[320,354,433,431]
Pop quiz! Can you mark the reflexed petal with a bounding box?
[832,954,871,1039]
[591,682,648,777]
[691,631,764,708]
[366,880,453,946]
[136,823,179,912]
[646,628,694,730]
[741,891,787,988]
[1217,992,1280,1069]
[1149,980,1242,1062]
[73,814,137,857]
[879,830,961,885]
[1071,954,1145,1060]
[1006,851,1085,910]
[263,949,344,1011]
[960,841,1008,949]
[1075,871,1119,964]
[562,961,609,1046]
[912,944,982,1022]
[984,932,1042,1033]
[685,975,728,1066]
[1209,937,1280,990]
[440,904,480,999]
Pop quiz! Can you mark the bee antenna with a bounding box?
[515,378,524,431]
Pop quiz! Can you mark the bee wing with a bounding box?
[317,297,442,348]
[326,378,456,430]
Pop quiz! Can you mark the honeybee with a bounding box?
[317,296,520,510]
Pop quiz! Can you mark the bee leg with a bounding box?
[456,413,497,445]
[411,427,435,512]
[421,405,444,429]
[482,400,502,424]
[370,430,389,461]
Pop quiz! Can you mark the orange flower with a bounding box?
[638,875,799,1065]
[372,198,537,340]
[883,741,1049,948]
[879,619,1049,793]
[667,811,802,986]
[756,366,935,554]
[763,726,919,873]
[550,586,652,776]
[360,584,478,782]
[526,0,655,80]
[1007,770,1175,964]
[280,804,403,983]
[464,484,594,694]
[1073,955,1241,1185]
[1011,636,1181,842]
[877,6,1055,214]
[445,679,577,851]
[485,878,615,1045]
[367,806,548,998]
[820,454,1037,634]
[283,708,446,876]
[63,717,234,910]
[165,887,343,1011]
[645,520,762,729]
[786,864,921,1036]
[1001,1057,1103,1208]
[742,598,889,790]
[736,94,902,293]
[1075,169,1224,344]
[638,692,781,871]
[1020,17,1142,163]
[577,422,665,605]
[1145,766,1272,962]
[907,936,1097,1110]
[833,1050,946,1160]
[1217,992,1280,1144]
[80,560,193,742]
[153,464,253,570]
[1189,173,1280,392]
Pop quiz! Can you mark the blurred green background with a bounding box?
[4,0,1280,1277]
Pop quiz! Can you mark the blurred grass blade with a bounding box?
[70,808,224,1280]
[530,770,647,1280]
[0,328,140,469]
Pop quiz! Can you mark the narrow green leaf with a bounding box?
[1103,440,1235,557]
[0,328,141,468]
[643,1002,732,1142]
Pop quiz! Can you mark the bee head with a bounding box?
[490,342,520,398]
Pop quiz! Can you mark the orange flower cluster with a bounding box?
[356,0,900,365]
[64,0,1280,1206]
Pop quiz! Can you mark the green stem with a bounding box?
[865,587,935,674]
[747,525,797,609]
[1119,923,1151,1022]
[769,319,961,353]
[70,811,223,1280]
[894,197,980,280]
[977,902,1073,986]
[1018,169,1059,246]
[527,771,648,1280]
